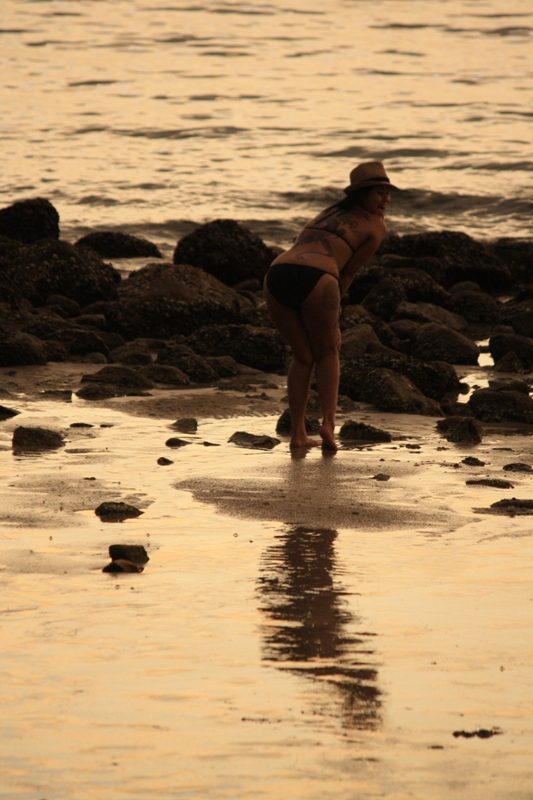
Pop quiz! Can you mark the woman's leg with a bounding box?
[300,275,341,451]
[264,282,319,448]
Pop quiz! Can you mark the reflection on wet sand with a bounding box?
[257,525,381,731]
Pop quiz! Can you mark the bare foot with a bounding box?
[290,435,320,449]
[319,424,337,453]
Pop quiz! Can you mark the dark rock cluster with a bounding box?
[0,196,532,428]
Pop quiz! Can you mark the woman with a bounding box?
[264,161,398,452]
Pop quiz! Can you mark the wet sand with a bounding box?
[0,362,532,799]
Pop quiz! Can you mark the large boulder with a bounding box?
[173,219,275,287]
[76,231,162,259]
[391,301,468,332]
[0,238,120,307]
[379,231,511,293]
[0,198,60,243]
[469,388,533,424]
[361,276,406,321]
[156,344,219,383]
[0,331,48,366]
[358,368,443,416]
[489,333,533,371]
[113,261,249,339]
[410,323,480,365]
[185,324,286,373]
[446,290,500,324]
[340,324,382,359]
[339,351,462,403]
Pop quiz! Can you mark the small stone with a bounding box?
[157,456,174,465]
[373,473,391,481]
[502,462,533,473]
[338,420,392,442]
[0,405,20,421]
[229,431,280,450]
[108,544,149,564]
[165,437,190,448]
[466,479,514,489]
[102,559,143,573]
[171,417,198,433]
[462,456,486,466]
[95,502,143,521]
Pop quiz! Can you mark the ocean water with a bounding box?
[2,0,532,257]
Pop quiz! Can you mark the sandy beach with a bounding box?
[1,358,532,799]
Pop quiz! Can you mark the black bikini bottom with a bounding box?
[265,262,329,312]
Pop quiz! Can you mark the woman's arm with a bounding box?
[338,233,382,295]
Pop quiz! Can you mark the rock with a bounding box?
[466,479,514,489]
[372,473,390,481]
[186,324,286,373]
[12,426,65,451]
[0,331,48,366]
[0,238,120,307]
[489,498,533,515]
[95,501,143,521]
[502,462,533,473]
[165,437,190,448]
[228,431,280,449]
[112,261,247,339]
[469,388,533,424]
[489,333,533,370]
[139,363,190,386]
[391,301,468,332]
[46,294,82,317]
[0,197,60,243]
[462,456,486,466]
[157,345,218,383]
[76,231,162,259]
[378,252,446,285]
[76,382,117,400]
[102,559,143,573]
[488,378,531,395]
[173,219,275,287]
[410,323,479,365]
[72,313,107,331]
[206,355,239,378]
[80,365,155,390]
[108,544,149,564]
[361,276,406,320]
[0,405,20,420]
[109,341,153,366]
[157,456,174,465]
[171,418,198,433]
[340,324,382,358]
[508,310,533,338]
[357,368,443,416]
[388,318,421,341]
[387,266,450,305]
[340,304,400,349]
[493,351,526,373]
[275,408,320,435]
[449,281,481,294]
[443,417,483,444]
[447,290,500,324]
[340,352,462,404]
[338,421,392,442]
[380,230,511,293]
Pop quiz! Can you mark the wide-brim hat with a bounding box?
[344,161,398,194]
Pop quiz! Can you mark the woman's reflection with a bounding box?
[257,526,381,730]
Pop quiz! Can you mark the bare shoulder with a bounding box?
[343,206,387,240]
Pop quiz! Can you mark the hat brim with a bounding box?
[344,179,399,194]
